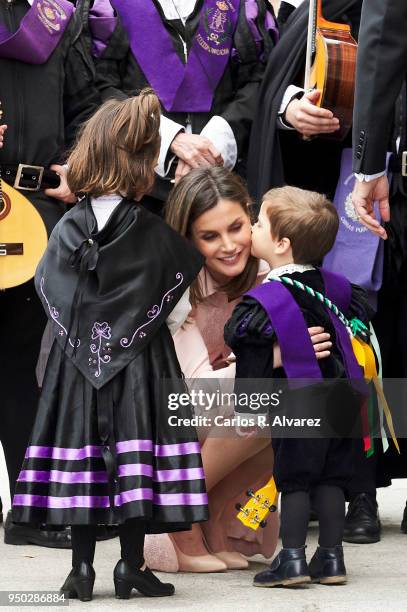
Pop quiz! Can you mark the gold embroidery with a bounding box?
[36,0,67,34]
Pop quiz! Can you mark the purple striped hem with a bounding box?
[13,490,207,509]
[17,464,155,484]
[154,442,201,457]
[25,440,201,461]
[153,467,205,482]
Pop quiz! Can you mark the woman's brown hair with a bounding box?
[67,89,160,199]
[165,167,259,304]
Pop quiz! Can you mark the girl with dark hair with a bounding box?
[11,92,208,601]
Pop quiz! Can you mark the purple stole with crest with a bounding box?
[111,0,240,113]
[0,0,74,64]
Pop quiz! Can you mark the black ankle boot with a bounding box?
[401,502,407,534]
[343,493,381,544]
[60,562,95,601]
[309,546,347,585]
[113,559,175,598]
[253,547,311,588]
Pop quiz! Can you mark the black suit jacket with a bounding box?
[353,0,407,174]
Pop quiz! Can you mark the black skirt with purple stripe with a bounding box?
[12,328,208,529]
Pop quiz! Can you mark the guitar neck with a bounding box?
[304,0,319,91]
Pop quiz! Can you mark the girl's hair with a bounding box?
[67,89,160,199]
[262,186,339,265]
[165,167,258,304]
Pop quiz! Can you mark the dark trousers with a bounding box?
[0,280,46,498]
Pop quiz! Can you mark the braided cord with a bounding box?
[267,275,368,338]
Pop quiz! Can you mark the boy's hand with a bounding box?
[285,90,340,137]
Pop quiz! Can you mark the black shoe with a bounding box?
[401,502,407,534]
[343,493,381,544]
[309,546,347,585]
[60,562,95,602]
[113,559,175,598]
[95,524,118,541]
[4,512,72,548]
[253,547,311,588]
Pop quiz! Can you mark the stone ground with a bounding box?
[1,448,406,612]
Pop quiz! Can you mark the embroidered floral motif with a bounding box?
[40,277,80,348]
[90,322,112,378]
[120,273,184,348]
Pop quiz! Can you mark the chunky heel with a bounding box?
[114,578,133,599]
[113,560,175,598]
[75,579,95,602]
[60,562,95,602]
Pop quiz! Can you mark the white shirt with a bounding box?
[90,194,191,334]
[156,0,237,176]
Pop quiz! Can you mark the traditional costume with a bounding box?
[12,198,208,530]
[0,0,99,546]
[86,0,277,208]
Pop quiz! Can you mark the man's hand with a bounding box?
[0,124,7,148]
[170,132,223,168]
[285,90,340,137]
[44,164,77,204]
[174,159,194,183]
[352,175,389,240]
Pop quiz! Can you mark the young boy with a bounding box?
[225,186,374,587]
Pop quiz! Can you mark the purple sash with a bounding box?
[247,270,366,393]
[89,0,117,59]
[244,0,278,56]
[319,269,366,392]
[247,281,323,380]
[111,0,240,112]
[0,0,74,64]
[323,149,386,306]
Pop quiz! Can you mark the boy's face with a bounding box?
[251,201,278,262]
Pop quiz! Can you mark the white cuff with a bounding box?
[156,115,184,178]
[200,115,238,170]
[282,0,304,7]
[166,289,191,335]
[354,171,386,182]
[278,84,304,130]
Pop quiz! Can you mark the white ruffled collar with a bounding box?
[265,263,315,282]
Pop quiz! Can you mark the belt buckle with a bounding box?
[14,164,44,191]
[402,151,407,177]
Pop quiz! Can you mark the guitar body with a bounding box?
[0,181,48,289]
[307,2,357,141]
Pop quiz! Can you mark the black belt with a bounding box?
[0,163,61,191]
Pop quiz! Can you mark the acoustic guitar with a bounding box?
[304,0,358,141]
[0,104,48,290]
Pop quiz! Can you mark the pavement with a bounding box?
[1,448,407,612]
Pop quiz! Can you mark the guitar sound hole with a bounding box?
[0,190,11,220]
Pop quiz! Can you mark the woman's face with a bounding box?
[190,198,252,284]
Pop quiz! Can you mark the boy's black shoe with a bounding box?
[253,547,311,587]
[309,546,347,585]
[343,493,381,543]
[401,502,407,533]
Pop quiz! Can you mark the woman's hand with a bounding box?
[309,326,332,359]
[0,124,7,148]
[44,164,77,204]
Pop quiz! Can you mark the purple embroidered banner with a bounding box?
[0,0,74,64]
[111,0,240,112]
[324,148,386,305]
[88,0,117,58]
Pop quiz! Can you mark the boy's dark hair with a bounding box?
[262,186,339,265]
